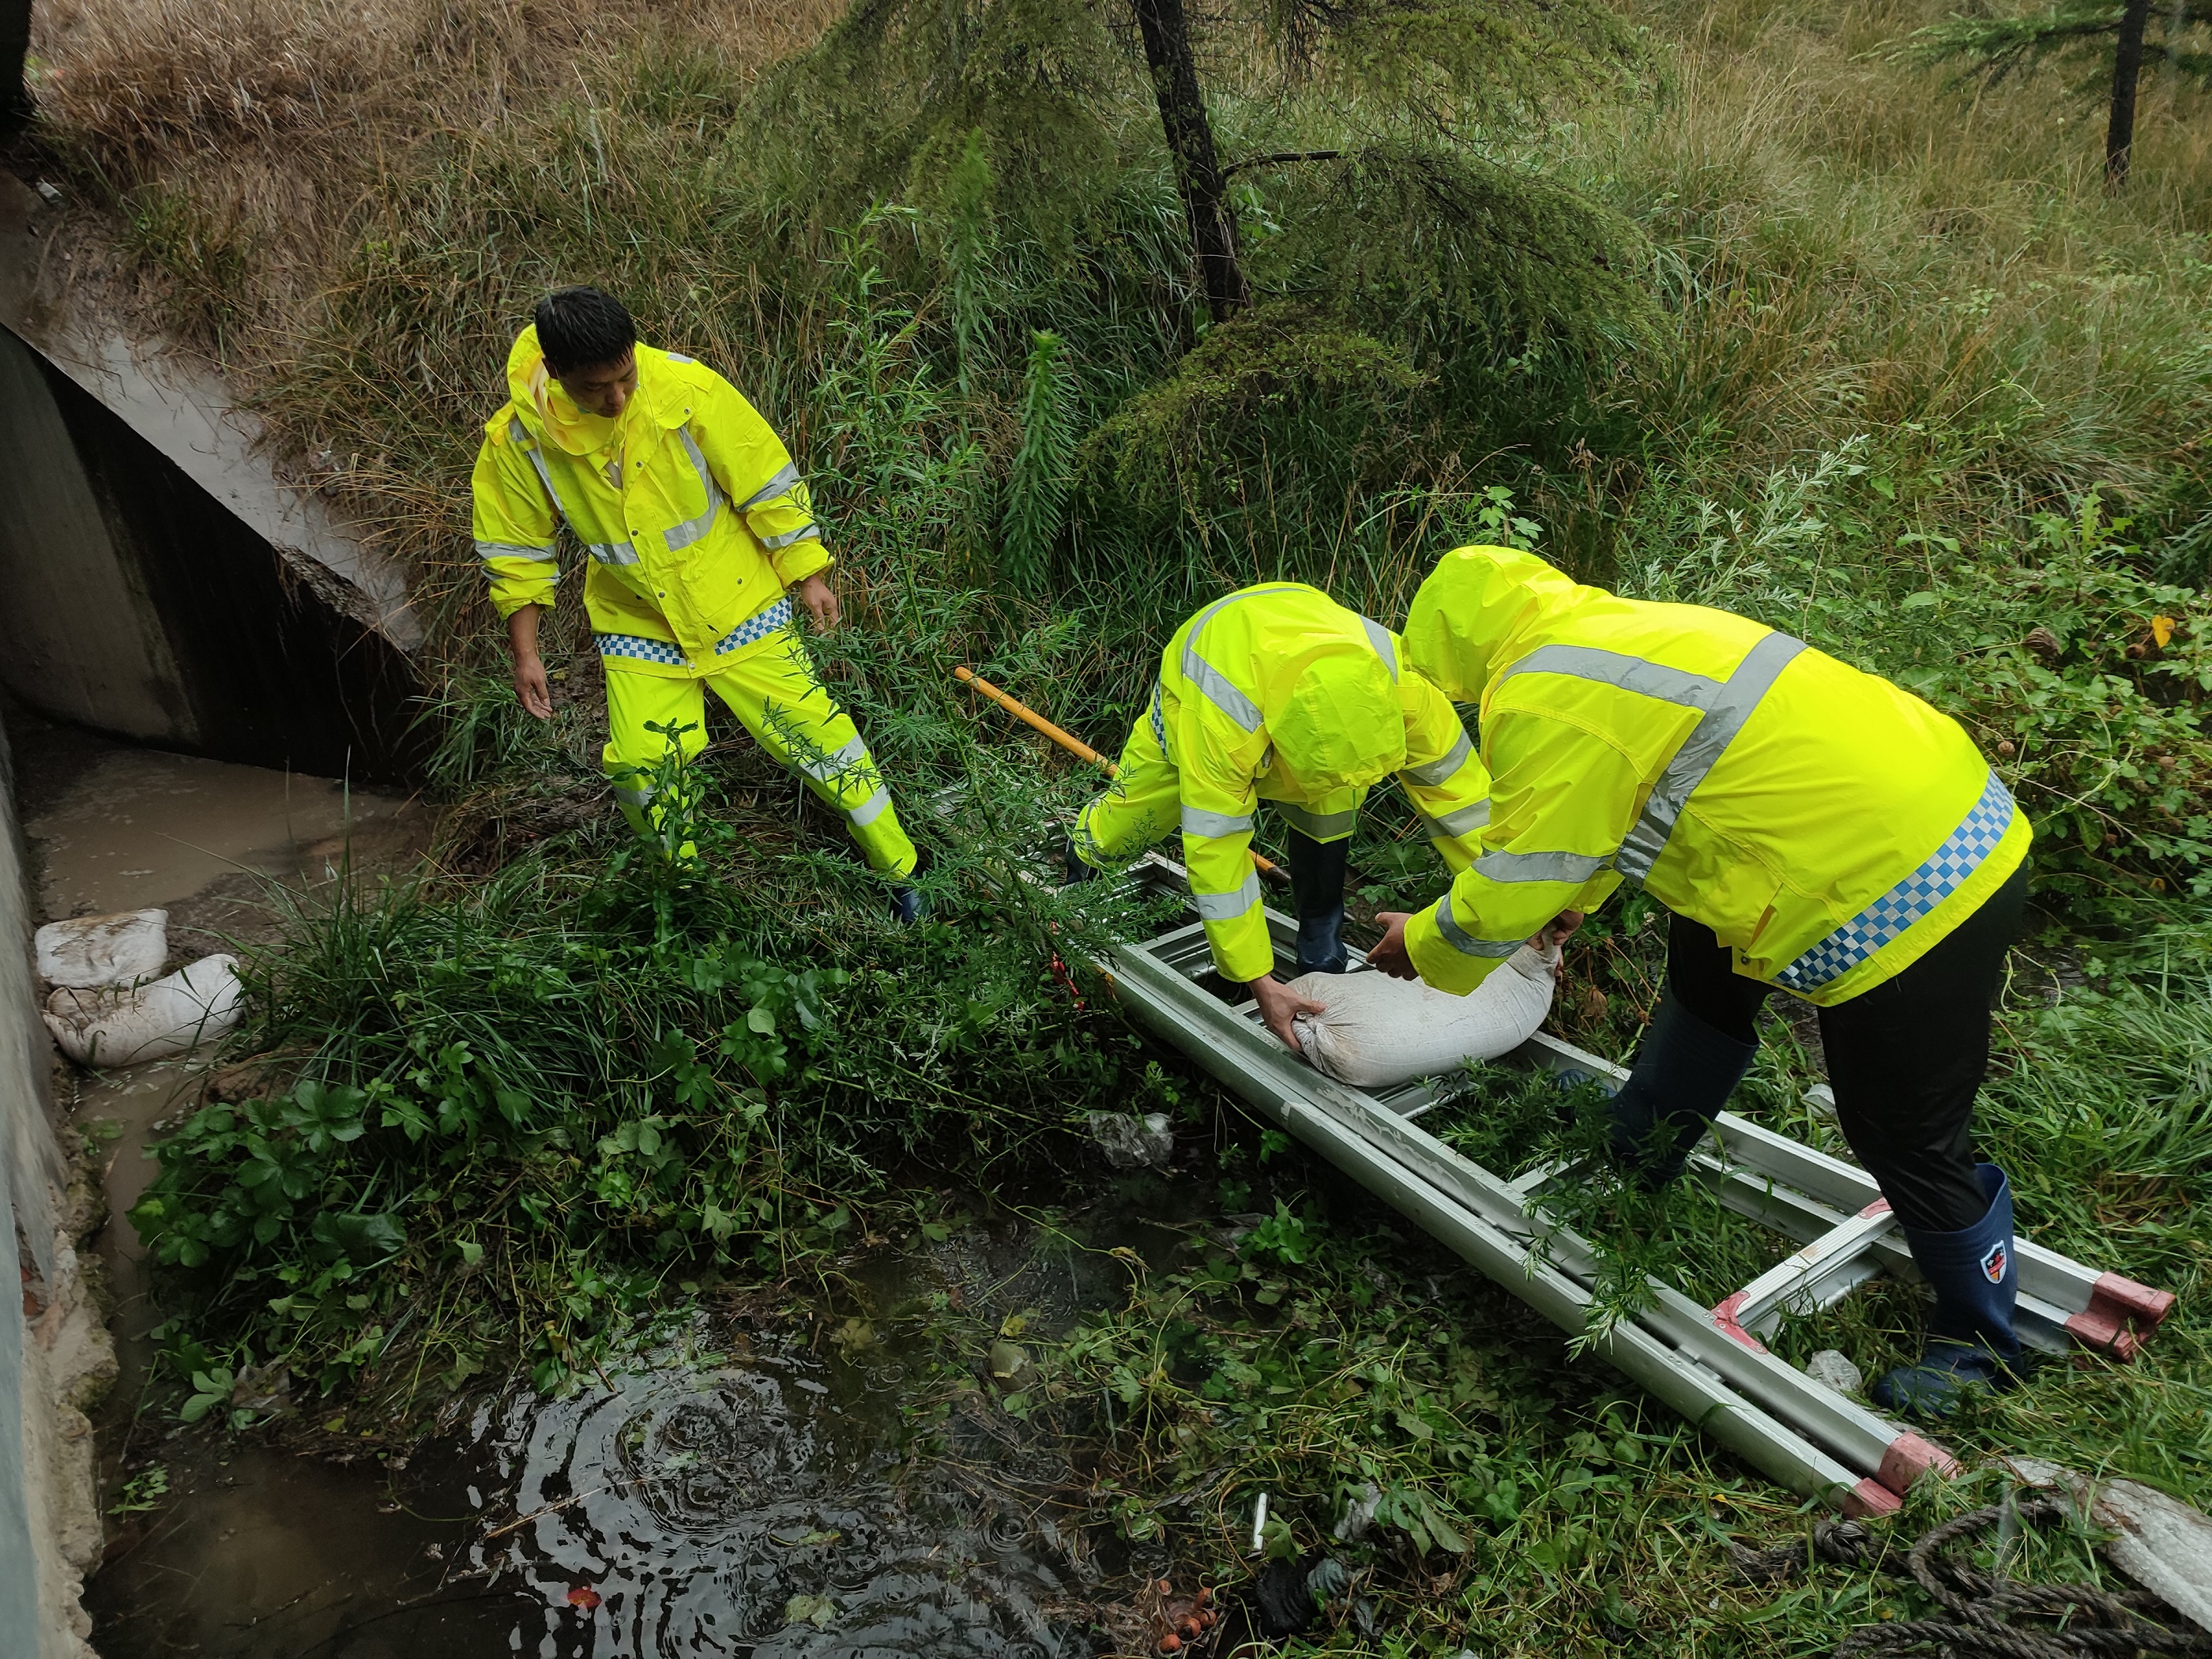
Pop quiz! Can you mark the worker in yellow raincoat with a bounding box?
[1071,582,1493,1051]
[1367,544,2033,1414]
[472,286,924,920]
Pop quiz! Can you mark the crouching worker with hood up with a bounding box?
[1070,582,1492,1051]
[1367,544,2033,1416]
[472,286,925,921]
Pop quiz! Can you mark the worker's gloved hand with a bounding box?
[1248,974,1326,1053]
[796,572,841,633]
[1366,912,1418,981]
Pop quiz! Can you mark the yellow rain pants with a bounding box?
[602,623,916,878]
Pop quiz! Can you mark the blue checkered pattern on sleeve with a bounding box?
[1148,681,1166,752]
[1772,771,2014,993]
[595,633,687,666]
[714,595,794,656]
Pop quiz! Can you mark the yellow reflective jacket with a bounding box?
[1399,547,2030,1006]
[1158,583,1494,983]
[470,327,830,676]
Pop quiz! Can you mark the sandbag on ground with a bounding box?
[36,908,169,988]
[1288,942,1557,1089]
[44,953,244,1067]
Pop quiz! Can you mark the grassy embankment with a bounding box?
[20,0,2212,1649]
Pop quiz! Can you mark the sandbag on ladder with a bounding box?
[1285,942,1558,1088]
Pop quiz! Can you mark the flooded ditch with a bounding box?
[11,692,1208,1656]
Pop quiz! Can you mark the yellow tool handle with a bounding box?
[954,665,1284,881]
[954,666,1118,776]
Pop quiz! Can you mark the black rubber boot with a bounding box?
[1288,829,1349,976]
[891,846,934,925]
[1058,834,1098,886]
[1872,1164,2025,1416]
[1607,991,1759,1185]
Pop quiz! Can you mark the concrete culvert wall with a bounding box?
[0,322,426,783]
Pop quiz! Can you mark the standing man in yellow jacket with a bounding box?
[1369,546,2032,1415]
[472,287,924,920]
[1071,582,1492,1051]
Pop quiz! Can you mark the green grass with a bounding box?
[25,0,2212,1647]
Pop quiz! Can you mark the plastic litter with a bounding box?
[1089,1110,1174,1169]
[43,953,244,1067]
[35,908,169,988]
[1287,941,1558,1089]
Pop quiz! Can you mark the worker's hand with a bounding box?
[796,572,841,634]
[1533,909,1586,951]
[506,604,552,720]
[1247,974,1326,1053]
[513,653,553,720]
[1367,912,1419,981]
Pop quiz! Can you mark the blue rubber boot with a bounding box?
[1872,1164,2023,1416]
[1607,993,1759,1185]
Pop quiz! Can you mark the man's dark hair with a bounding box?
[534,286,636,375]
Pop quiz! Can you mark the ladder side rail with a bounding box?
[1108,943,1894,1515]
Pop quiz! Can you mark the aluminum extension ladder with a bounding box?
[1097,862,2177,1516]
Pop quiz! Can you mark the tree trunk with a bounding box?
[2106,0,2154,188]
[1127,0,1250,322]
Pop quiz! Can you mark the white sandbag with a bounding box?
[1288,942,1557,1089]
[35,908,169,988]
[43,953,244,1067]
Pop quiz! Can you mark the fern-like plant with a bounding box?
[1001,329,1079,593]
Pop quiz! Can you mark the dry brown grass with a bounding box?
[26,0,841,352]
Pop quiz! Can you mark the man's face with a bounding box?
[554,350,638,419]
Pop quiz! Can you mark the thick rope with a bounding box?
[1729,1496,2211,1659]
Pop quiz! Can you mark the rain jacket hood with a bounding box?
[1266,645,1406,793]
[1402,545,1600,701]
[504,324,688,460]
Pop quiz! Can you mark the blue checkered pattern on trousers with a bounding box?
[595,633,687,666]
[715,595,793,656]
[1772,770,2014,993]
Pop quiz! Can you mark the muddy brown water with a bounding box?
[9,705,1191,1657]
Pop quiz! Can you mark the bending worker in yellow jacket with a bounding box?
[1368,546,2032,1414]
[472,286,923,920]
[1070,583,1492,1050]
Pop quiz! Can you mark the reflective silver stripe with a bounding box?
[799,734,870,784]
[1433,893,1525,958]
[1422,798,1492,839]
[664,352,696,363]
[1360,615,1399,681]
[1401,728,1473,787]
[664,430,725,551]
[1178,590,1277,732]
[475,540,557,562]
[1498,644,1725,710]
[588,540,641,566]
[514,416,568,528]
[1616,631,1808,882]
[759,523,822,551]
[739,462,802,510]
[1473,848,1612,884]
[846,786,892,826]
[1180,805,1255,838]
[1191,870,1263,923]
[1274,801,1359,841]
